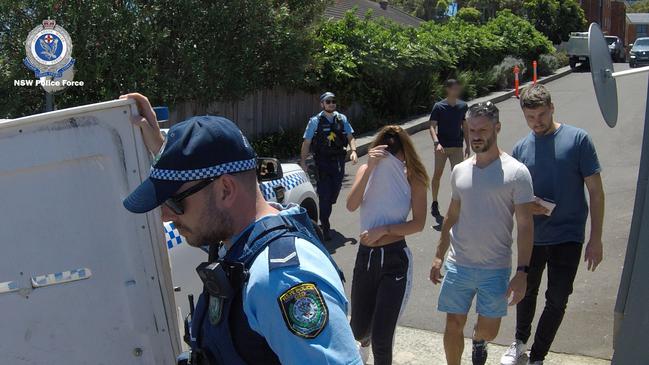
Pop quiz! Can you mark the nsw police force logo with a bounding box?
[278,282,329,339]
[23,19,75,78]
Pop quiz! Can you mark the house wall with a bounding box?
[580,0,612,32]
[611,1,627,43]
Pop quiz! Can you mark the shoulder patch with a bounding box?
[277,282,328,339]
[268,237,300,271]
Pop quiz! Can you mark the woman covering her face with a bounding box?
[346,125,429,365]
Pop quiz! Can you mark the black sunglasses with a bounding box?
[324,99,336,105]
[165,177,217,215]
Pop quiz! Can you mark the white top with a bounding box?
[449,153,534,269]
[360,154,412,232]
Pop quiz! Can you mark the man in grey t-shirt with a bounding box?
[429,102,535,365]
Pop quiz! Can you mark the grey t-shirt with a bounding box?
[448,153,534,269]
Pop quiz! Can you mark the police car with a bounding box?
[163,155,321,322]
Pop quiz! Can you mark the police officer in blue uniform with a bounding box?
[300,92,358,241]
[121,93,362,365]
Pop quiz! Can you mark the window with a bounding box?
[637,24,648,38]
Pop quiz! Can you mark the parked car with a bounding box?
[567,32,589,69]
[606,36,625,62]
[629,37,649,68]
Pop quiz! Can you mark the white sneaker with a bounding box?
[500,340,526,365]
[527,361,543,365]
[357,342,370,364]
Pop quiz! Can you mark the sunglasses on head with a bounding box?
[324,99,336,105]
[165,177,217,215]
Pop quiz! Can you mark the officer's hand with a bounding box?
[350,150,358,164]
[429,257,444,285]
[119,93,164,154]
[435,144,445,154]
[367,145,388,170]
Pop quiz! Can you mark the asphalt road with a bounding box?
[323,63,645,360]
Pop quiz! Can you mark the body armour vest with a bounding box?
[312,114,348,161]
[189,208,342,365]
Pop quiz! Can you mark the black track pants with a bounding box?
[350,240,412,365]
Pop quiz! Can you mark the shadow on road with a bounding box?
[322,229,357,254]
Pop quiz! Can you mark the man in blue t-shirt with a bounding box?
[500,85,605,365]
[429,79,470,228]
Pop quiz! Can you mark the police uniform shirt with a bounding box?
[303,111,354,141]
[229,203,362,364]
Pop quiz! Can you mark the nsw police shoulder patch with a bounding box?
[278,282,328,339]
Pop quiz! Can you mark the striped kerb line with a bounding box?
[31,268,92,288]
[0,281,19,294]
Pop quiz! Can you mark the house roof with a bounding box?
[627,13,649,24]
[324,0,424,27]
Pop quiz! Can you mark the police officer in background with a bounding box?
[301,92,358,241]
[121,93,362,365]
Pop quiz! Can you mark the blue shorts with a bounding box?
[437,261,511,318]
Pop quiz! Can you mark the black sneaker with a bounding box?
[472,340,488,365]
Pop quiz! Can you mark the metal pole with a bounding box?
[612,73,649,364]
[45,92,54,112]
[612,66,649,78]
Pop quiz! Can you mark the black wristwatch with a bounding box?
[516,265,530,274]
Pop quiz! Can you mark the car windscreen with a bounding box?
[635,39,649,47]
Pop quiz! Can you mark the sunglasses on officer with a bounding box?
[324,99,336,105]
[165,177,218,215]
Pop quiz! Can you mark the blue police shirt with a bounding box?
[512,124,601,245]
[303,111,354,140]
[229,203,362,365]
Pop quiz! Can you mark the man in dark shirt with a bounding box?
[501,84,605,365]
[429,79,470,227]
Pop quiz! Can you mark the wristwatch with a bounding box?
[516,265,530,274]
[434,141,440,147]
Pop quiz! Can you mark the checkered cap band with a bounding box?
[150,157,256,181]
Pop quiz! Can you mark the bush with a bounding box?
[251,127,304,160]
[537,53,562,76]
[0,1,329,118]
[457,70,494,100]
[491,57,527,90]
[485,10,554,62]
[304,12,453,121]
[457,7,482,24]
[554,51,570,67]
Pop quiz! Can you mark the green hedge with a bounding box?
[302,9,554,136]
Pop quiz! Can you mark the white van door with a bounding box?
[0,99,181,364]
